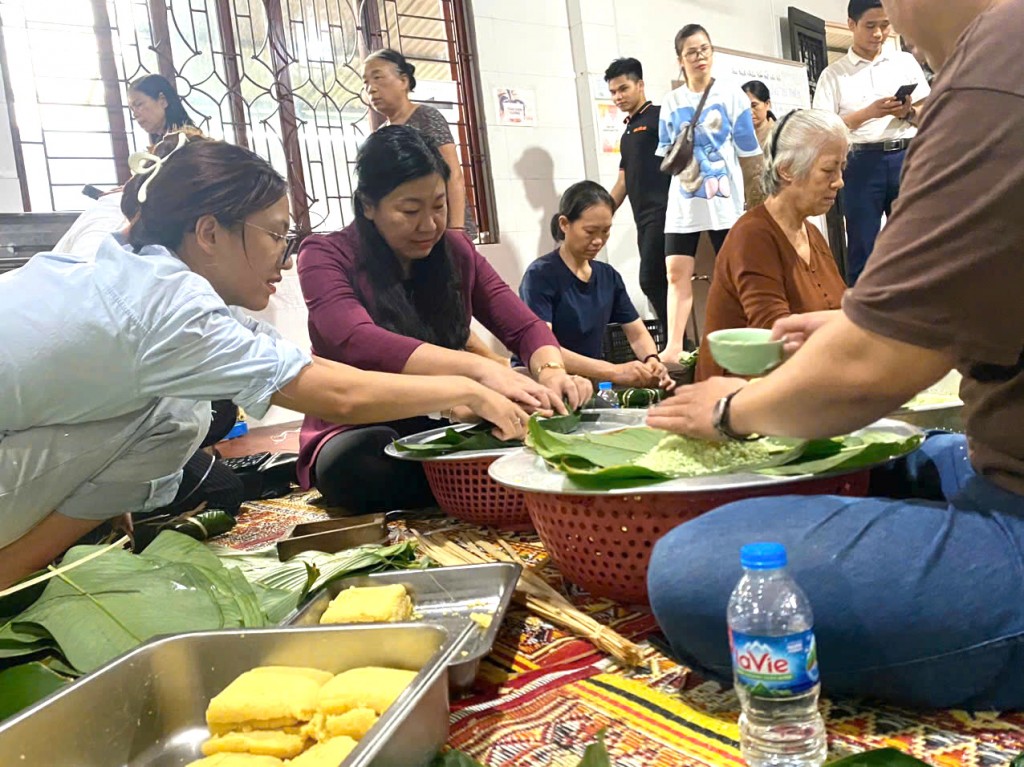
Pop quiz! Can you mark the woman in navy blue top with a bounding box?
[519,181,672,388]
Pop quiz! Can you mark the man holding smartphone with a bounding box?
[812,0,931,284]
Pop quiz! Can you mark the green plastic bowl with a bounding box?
[707,328,783,376]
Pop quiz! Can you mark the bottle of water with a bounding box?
[727,542,827,766]
[592,381,620,409]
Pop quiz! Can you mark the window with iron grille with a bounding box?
[0,0,496,241]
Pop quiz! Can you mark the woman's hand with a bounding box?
[537,369,593,412]
[465,386,530,441]
[644,357,676,391]
[610,361,660,388]
[476,362,560,415]
[646,377,747,440]
[772,310,841,356]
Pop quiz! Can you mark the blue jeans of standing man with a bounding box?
[647,433,1024,710]
[842,147,906,285]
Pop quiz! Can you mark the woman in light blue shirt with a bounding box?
[0,133,529,588]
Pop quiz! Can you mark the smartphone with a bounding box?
[893,83,918,102]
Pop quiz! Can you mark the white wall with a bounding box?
[0,71,23,212]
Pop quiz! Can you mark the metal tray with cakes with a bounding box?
[0,622,474,767]
[286,562,521,690]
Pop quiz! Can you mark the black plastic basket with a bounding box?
[601,319,666,364]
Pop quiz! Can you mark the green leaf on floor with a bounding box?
[577,728,612,767]
[829,748,931,766]
[0,661,72,721]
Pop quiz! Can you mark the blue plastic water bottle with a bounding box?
[727,542,827,766]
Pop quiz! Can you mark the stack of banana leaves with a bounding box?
[0,531,422,719]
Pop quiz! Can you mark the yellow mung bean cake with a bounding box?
[202,666,334,758]
[319,583,413,624]
[288,736,359,767]
[186,754,284,767]
[305,666,417,743]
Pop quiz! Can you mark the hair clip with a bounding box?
[128,131,189,203]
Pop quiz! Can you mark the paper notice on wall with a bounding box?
[596,100,622,155]
[494,88,536,126]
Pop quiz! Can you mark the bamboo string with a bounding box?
[412,530,643,667]
[0,535,131,599]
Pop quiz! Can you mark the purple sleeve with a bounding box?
[454,235,559,365]
[297,233,424,374]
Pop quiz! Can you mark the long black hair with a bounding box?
[550,181,615,243]
[129,74,195,145]
[742,80,778,122]
[353,125,469,350]
[121,133,287,252]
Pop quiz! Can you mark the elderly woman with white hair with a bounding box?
[693,108,850,381]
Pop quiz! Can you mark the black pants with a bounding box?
[161,400,244,516]
[637,217,668,321]
[313,417,437,515]
[664,229,730,258]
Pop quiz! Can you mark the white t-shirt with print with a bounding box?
[657,79,762,235]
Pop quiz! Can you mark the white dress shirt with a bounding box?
[813,48,931,144]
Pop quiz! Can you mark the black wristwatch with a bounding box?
[712,390,758,441]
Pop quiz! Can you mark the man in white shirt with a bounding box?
[813,0,930,284]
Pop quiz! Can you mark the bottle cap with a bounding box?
[740,542,787,570]
[598,381,613,390]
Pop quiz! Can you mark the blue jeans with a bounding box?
[647,434,1024,710]
[842,148,906,285]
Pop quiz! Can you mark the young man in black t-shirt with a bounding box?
[606,57,672,324]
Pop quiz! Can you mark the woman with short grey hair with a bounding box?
[694,108,851,380]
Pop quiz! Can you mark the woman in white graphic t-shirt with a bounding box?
[657,24,766,362]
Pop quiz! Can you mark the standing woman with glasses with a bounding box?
[658,24,765,363]
[0,133,528,589]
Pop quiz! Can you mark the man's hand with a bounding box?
[771,310,841,356]
[646,377,747,441]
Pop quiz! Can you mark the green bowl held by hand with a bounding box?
[707,328,784,376]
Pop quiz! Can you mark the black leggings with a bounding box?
[664,229,730,258]
[313,417,437,514]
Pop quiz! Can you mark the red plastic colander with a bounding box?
[524,470,871,604]
[422,456,533,531]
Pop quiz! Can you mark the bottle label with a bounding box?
[729,629,819,696]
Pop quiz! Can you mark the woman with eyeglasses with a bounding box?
[297,126,590,515]
[658,24,765,364]
[0,133,528,589]
[127,73,196,148]
[693,109,850,382]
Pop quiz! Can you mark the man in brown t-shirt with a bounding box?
[644,0,1024,710]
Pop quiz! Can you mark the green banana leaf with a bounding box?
[758,431,923,477]
[0,662,71,721]
[527,420,805,488]
[393,411,583,457]
[829,748,930,766]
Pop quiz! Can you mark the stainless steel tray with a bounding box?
[287,563,520,690]
[488,418,924,496]
[385,408,647,462]
[0,623,471,767]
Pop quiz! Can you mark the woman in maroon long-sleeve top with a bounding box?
[297,126,591,513]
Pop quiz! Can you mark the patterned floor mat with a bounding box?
[223,493,1024,766]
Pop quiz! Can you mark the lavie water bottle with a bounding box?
[727,542,827,766]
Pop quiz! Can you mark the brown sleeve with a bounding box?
[721,221,794,330]
[844,89,1024,366]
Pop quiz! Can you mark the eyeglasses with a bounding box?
[683,45,713,62]
[244,222,300,266]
